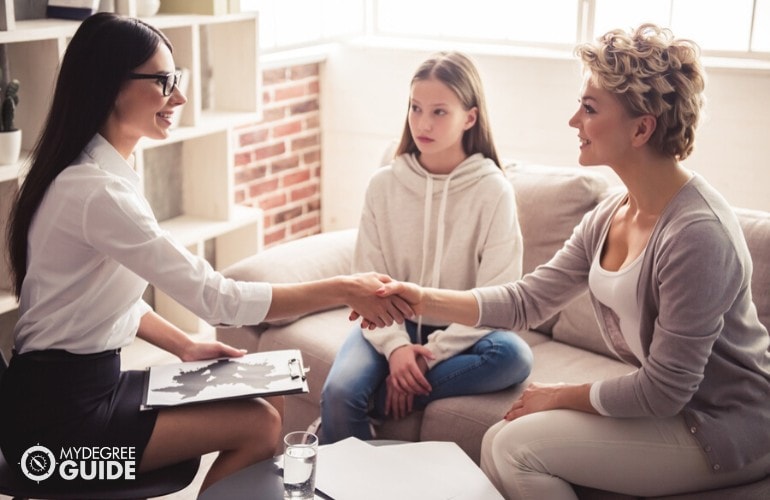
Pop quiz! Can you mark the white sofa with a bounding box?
[217,162,770,499]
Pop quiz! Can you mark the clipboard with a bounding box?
[141,349,309,410]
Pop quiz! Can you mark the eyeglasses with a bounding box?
[128,70,182,96]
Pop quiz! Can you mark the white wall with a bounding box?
[320,41,770,231]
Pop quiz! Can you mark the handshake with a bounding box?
[267,272,477,332]
[344,272,422,329]
[343,272,478,330]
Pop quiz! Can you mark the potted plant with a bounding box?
[0,44,20,166]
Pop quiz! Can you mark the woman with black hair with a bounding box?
[0,13,408,492]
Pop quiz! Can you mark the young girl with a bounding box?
[320,51,533,443]
[0,13,407,492]
[372,25,770,498]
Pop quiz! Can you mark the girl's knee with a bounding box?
[321,378,370,411]
[488,332,534,384]
[505,333,534,363]
[321,378,344,401]
[321,380,351,409]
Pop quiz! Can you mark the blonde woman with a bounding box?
[370,25,770,498]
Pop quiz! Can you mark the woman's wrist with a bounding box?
[558,383,594,412]
[338,275,359,305]
[422,288,478,326]
[173,335,199,361]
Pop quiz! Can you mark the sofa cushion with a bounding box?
[504,162,610,275]
[505,162,611,338]
[221,229,357,326]
[735,207,770,332]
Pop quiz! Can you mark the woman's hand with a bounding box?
[178,340,247,363]
[354,280,479,329]
[137,311,248,362]
[503,382,595,420]
[349,279,424,329]
[376,280,425,311]
[346,273,415,329]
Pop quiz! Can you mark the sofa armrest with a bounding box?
[221,228,358,326]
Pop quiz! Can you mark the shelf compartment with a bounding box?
[159,204,263,249]
[5,37,61,151]
[0,180,18,294]
[141,130,234,222]
[162,24,200,128]
[203,16,260,116]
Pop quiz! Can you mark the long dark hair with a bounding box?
[395,51,501,168]
[7,13,172,297]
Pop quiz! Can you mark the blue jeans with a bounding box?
[319,321,533,444]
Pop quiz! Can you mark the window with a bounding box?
[243,0,769,58]
[592,0,671,39]
[240,0,364,51]
[375,0,578,46]
[595,0,759,53]
[753,0,770,51]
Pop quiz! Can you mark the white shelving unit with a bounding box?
[0,12,263,338]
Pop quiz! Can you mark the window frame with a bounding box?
[246,0,770,60]
[369,0,770,60]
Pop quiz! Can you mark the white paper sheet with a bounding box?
[314,438,503,500]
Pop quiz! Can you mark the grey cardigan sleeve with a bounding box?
[473,203,610,331]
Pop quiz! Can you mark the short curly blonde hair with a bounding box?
[575,23,706,160]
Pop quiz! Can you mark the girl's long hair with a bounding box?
[395,51,501,168]
[7,13,172,297]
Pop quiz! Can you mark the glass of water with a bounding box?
[283,431,318,499]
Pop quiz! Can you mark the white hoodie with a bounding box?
[356,153,523,368]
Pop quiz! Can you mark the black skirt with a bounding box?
[0,349,159,468]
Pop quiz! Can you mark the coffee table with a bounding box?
[196,441,402,500]
[196,454,295,500]
[197,439,501,500]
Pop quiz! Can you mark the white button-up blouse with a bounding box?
[13,134,271,355]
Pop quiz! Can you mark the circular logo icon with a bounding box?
[20,444,57,482]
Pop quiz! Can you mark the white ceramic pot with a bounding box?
[0,129,21,166]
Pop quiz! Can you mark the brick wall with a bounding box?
[233,63,322,248]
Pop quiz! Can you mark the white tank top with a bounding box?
[589,249,646,362]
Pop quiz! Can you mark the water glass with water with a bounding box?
[283,431,318,499]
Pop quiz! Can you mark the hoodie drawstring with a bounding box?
[415,172,455,343]
[416,176,433,340]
